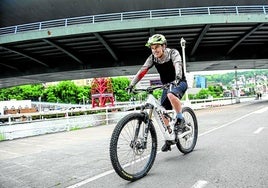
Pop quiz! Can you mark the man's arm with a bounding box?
[130,55,154,86]
[171,49,183,80]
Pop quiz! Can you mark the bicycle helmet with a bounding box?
[145,34,167,47]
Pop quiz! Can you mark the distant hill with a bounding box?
[202,69,268,86]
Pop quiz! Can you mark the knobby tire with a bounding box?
[109,113,157,181]
[176,107,198,153]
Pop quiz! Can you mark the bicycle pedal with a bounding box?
[170,140,177,144]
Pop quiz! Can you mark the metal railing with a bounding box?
[0,95,255,125]
[0,95,259,140]
[0,5,267,36]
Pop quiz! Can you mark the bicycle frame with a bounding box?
[143,94,176,141]
[137,87,192,142]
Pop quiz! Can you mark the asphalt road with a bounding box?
[0,99,267,188]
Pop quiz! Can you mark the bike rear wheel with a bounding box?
[110,113,157,181]
[176,107,198,154]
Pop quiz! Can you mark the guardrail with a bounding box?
[0,96,259,140]
[0,102,140,125]
[0,96,255,125]
[0,5,267,36]
[0,103,141,140]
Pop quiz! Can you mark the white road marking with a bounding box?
[254,127,264,134]
[199,112,253,137]
[67,107,266,187]
[66,169,115,188]
[0,149,20,155]
[253,107,268,114]
[191,180,208,188]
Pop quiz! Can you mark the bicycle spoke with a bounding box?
[116,119,153,175]
[177,107,198,153]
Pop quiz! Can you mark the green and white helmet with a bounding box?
[145,34,167,47]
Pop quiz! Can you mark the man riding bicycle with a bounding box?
[127,34,188,152]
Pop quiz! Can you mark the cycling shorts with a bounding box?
[160,80,188,110]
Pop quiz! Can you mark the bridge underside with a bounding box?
[0,58,267,89]
[1,9,268,88]
[2,0,267,27]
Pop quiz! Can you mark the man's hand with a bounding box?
[174,75,181,86]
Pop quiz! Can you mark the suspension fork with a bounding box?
[133,104,153,149]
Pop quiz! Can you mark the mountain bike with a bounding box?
[109,83,198,181]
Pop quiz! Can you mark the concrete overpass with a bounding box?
[0,2,268,88]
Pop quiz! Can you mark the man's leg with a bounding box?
[167,93,184,121]
[160,81,187,152]
[167,93,181,114]
[161,95,181,152]
[160,90,173,152]
[160,89,172,127]
[161,93,182,152]
[167,81,187,123]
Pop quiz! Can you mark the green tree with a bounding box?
[195,89,210,99]
[43,85,58,102]
[0,84,44,101]
[111,77,131,101]
[43,81,91,104]
[20,84,44,100]
[0,88,9,100]
[56,81,78,103]
[6,86,23,100]
[153,89,162,100]
[208,85,223,98]
[77,86,90,104]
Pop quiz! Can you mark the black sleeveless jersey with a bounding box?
[153,56,186,84]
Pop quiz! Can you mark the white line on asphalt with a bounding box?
[253,107,268,114]
[0,149,19,155]
[254,127,264,134]
[67,107,264,187]
[199,112,253,137]
[191,180,208,188]
[66,169,115,188]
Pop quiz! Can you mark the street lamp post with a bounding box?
[82,95,85,105]
[234,66,240,103]
[38,96,42,112]
[180,37,189,102]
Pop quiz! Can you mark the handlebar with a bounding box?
[131,82,175,94]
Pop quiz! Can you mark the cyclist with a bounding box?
[127,34,188,152]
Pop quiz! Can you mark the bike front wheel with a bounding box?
[109,113,157,181]
[176,107,198,154]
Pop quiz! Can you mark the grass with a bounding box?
[0,132,5,141]
[70,126,81,131]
